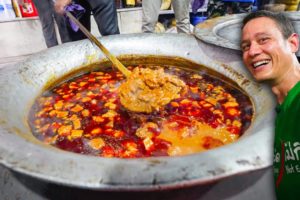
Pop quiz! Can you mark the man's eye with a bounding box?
[259,37,269,43]
[241,45,250,52]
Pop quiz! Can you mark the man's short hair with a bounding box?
[242,10,295,39]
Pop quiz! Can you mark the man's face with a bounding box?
[241,17,297,82]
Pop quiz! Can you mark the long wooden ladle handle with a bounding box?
[66,11,131,78]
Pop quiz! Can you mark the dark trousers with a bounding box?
[33,0,71,47]
[69,0,120,41]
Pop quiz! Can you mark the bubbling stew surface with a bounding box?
[28,65,253,158]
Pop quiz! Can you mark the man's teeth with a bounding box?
[253,60,269,68]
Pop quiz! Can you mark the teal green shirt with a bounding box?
[274,81,300,200]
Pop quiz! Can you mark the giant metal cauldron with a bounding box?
[0,33,275,191]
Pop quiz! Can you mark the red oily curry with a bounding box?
[28,65,253,158]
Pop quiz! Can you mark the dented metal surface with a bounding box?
[0,33,275,191]
[194,12,300,56]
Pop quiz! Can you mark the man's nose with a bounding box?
[248,43,261,57]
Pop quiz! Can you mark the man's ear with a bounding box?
[288,33,299,53]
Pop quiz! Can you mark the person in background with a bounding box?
[55,0,119,41]
[142,0,191,34]
[241,10,300,200]
[18,0,71,48]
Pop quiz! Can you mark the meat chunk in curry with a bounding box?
[119,67,186,113]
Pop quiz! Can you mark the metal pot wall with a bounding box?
[0,33,275,191]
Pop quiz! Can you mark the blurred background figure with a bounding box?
[55,0,120,41]
[18,0,71,48]
[142,0,191,34]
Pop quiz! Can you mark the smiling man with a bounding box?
[241,11,300,200]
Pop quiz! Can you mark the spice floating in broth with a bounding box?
[28,65,253,158]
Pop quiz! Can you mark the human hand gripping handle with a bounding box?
[63,3,86,32]
[54,0,72,14]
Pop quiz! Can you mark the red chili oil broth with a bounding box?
[28,65,253,158]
